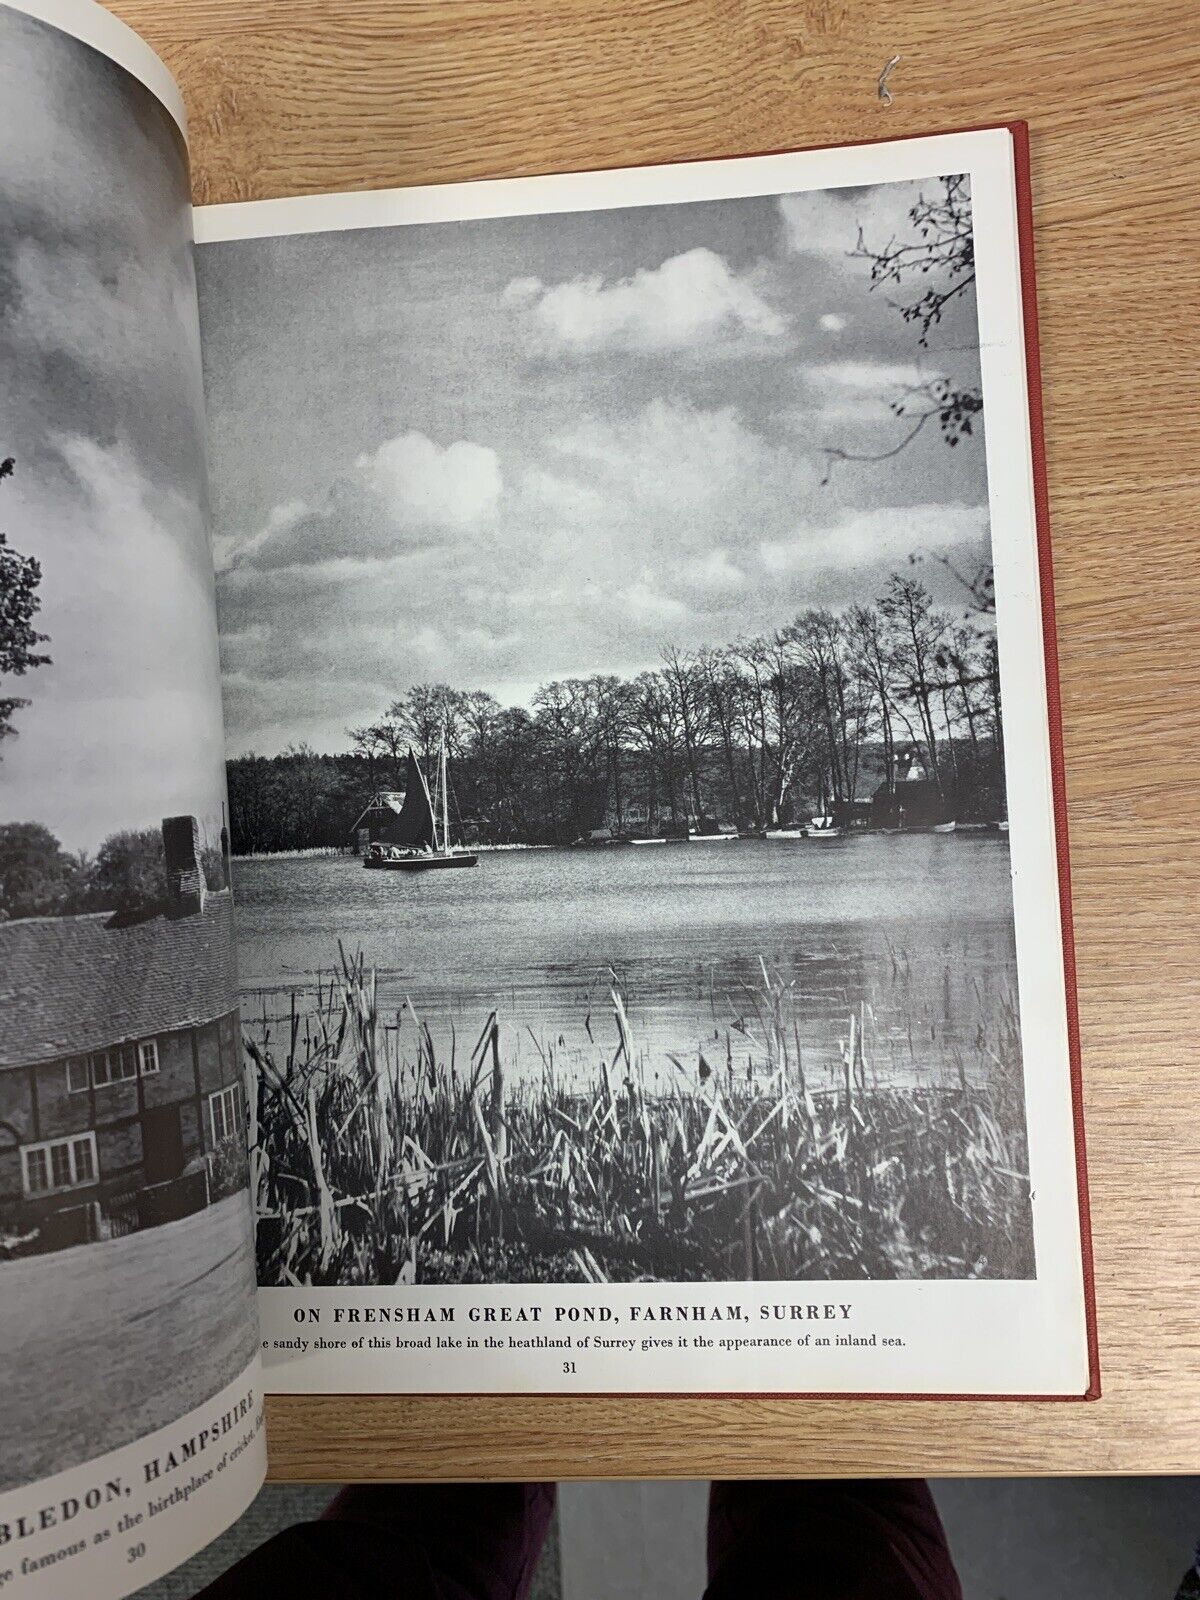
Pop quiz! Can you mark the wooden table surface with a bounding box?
[112,0,1200,1478]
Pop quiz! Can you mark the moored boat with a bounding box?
[362,738,478,871]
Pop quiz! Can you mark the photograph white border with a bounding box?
[197,127,1089,1396]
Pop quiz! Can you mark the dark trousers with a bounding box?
[196,1480,962,1600]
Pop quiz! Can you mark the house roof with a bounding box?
[0,892,236,1069]
[349,791,405,833]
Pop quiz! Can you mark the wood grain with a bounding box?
[108,0,1200,1477]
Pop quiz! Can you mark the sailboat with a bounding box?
[362,737,478,871]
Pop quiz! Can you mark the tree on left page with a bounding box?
[0,5,265,1595]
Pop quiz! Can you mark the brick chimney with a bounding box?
[162,815,207,916]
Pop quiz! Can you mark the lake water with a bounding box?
[232,834,1020,1093]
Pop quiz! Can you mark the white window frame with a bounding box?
[208,1084,242,1147]
[83,1045,146,1089]
[21,1132,99,1198]
[66,1057,90,1094]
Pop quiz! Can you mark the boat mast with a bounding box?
[440,727,450,853]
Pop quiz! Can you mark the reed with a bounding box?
[247,947,1033,1286]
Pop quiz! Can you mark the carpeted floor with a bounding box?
[135,1477,1197,1599]
[133,1485,562,1599]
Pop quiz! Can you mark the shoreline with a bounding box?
[231,832,1008,865]
[232,842,554,863]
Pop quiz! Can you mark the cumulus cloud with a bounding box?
[215,400,990,754]
[507,247,787,353]
[0,12,203,501]
[218,430,503,573]
[0,10,184,249]
[0,13,227,850]
[502,276,543,307]
[216,399,827,747]
[808,361,941,392]
[778,180,952,262]
[791,360,948,426]
[759,503,989,574]
[518,467,605,521]
[213,498,309,574]
[356,431,502,529]
[2,437,227,846]
[196,170,989,755]
[8,236,199,386]
[548,398,816,533]
[691,549,746,589]
[623,580,691,622]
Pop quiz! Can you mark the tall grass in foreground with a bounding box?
[247,948,1033,1286]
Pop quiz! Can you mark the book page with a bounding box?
[194,128,1093,1398]
[0,4,266,1595]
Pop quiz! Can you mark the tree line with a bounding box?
[0,455,51,751]
[0,823,227,922]
[225,572,1005,855]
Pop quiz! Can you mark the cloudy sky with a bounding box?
[198,172,991,758]
[0,7,228,854]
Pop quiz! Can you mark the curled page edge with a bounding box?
[2,0,186,140]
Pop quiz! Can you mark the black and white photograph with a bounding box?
[197,159,1037,1295]
[0,3,258,1491]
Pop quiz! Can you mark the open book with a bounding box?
[0,0,1097,1592]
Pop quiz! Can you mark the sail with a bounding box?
[383,749,437,848]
